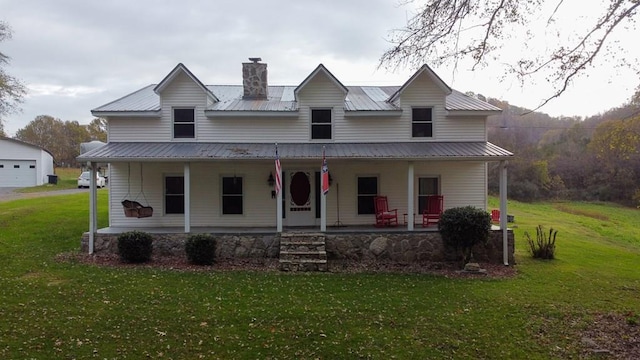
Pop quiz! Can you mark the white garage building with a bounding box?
[0,137,55,187]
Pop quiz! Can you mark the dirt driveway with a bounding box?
[0,187,89,203]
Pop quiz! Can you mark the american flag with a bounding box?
[321,146,329,195]
[274,144,281,195]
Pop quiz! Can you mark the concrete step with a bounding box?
[280,241,326,246]
[279,251,327,261]
[279,258,327,264]
[277,232,327,272]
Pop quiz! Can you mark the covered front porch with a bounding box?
[78,141,513,265]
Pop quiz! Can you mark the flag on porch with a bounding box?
[274,144,282,195]
[321,146,329,195]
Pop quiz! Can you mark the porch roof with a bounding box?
[78,141,513,162]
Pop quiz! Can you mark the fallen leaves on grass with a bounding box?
[56,252,517,278]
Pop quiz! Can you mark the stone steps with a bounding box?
[278,232,328,272]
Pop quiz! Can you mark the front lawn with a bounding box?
[1,194,639,358]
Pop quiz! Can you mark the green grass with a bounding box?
[1,195,639,358]
[16,167,83,192]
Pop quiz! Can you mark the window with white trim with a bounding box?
[311,109,332,139]
[412,107,433,138]
[357,176,378,214]
[222,176,243,215]
[418,177,439,213]
[165,176,184,214]
[173,108,195,139]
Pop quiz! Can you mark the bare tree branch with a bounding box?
[380,0,640,112]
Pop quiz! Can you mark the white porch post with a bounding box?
[276,183,283,233]
[88,162,97,254]
[184,162,191,233]
[407,161,414,231]
[499,160,509,265]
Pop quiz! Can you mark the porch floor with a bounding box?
[95,224,503,234]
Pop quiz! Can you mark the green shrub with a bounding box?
[117,231,153,263]
[525,225,557,259]
[438,206,491,266]
[185,234,217,265]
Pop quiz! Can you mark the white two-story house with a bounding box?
[79,59,513,264]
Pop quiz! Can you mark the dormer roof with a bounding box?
[387,64,452,103]
[153,63,219,102]
[294,64,348,101]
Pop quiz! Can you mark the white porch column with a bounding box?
[88,162,98,254]
[499,160,509,265]
[184,162,191,233]
[407,161,414,231]
[276,184,283,233]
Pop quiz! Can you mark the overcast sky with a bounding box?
[2,0,639,136]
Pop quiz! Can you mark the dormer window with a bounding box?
[412,107,433,138]
[173,108,195,139]
[311,109,332,140]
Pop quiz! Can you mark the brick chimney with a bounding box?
[242,57,268,99]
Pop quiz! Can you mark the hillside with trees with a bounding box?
[484,90,640,207]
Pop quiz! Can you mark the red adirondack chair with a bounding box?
[491,209,500,223]
[374,196,398,227]
[422,195,443,227]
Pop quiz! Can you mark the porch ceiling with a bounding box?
[77,141,513,162]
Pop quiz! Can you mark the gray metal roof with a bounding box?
[207,85,298,112]
[92,84,500,114]
[446,90,501,112]
[93,85,161,112]
[78,141,513,162]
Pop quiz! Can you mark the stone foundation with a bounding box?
[326,231,515,264]
[81,230,514,265]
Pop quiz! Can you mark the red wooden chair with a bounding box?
[422,195,443,227]
[374,196,398,227]
[491,209,500,223]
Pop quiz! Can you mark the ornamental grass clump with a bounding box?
[438,206,491,267]
[185,234,217,265]
[117,231,153,263]
[525,225,557,259]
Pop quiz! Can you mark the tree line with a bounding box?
[485,93,640,207]
[14,115,107,167]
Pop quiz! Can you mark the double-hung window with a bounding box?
[311,109,332,140]
[418,177,439,213]
[173,108,195,139]
[357,176,378,214]
[165,176,184,214]
[412,107,433,138]
[222,176,243,215]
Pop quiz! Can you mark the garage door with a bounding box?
[0,160,37,187]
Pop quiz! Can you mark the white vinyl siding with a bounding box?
[107,68,488,143]
[108,160,487,228]
[109,162,278,228]
[108,72,207,142]
[297,75,346,142]
[107,117,166,142]
[399,75,446,141]
[438,117,488,141]
[198,116,309,142]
